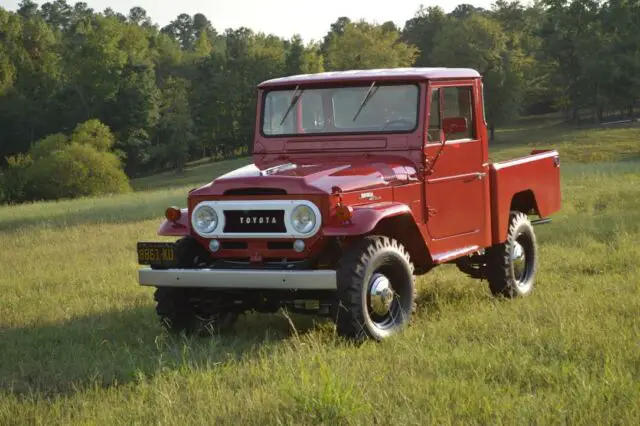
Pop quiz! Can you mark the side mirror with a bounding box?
[442,116,468,135]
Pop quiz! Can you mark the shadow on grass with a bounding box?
[0,306,322,398]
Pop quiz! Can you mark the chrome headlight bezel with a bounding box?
[191,204,219,235]
[290,204,317,235]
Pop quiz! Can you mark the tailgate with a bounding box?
[489,149,561,243]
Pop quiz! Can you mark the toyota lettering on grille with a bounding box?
[240,216,279,225]
[223,209,287,233]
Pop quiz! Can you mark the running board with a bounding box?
[431,245,481,265]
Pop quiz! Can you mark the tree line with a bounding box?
[1,0,639,203]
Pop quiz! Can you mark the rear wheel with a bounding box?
[335,236,416,342]
[486,211,538,298]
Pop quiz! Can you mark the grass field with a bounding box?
[1,118,639,424]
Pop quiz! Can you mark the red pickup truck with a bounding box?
[137,67,562,342]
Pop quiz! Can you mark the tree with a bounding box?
[128,6,152,27]
[401,6,449,66]
[155,76,194,172]
[161,13,196,50]
[28,142,130,200]
[3,0,640,203]
[430,13,525,133]
[40,0,73,31]
[321,16,351,55]
[17,0,39,18]
[0,8,63,160]
[2,119,130,202]
[285,34,305,75]
[325,21,418,70]
[539,0,603,122]
[450,3,486,19]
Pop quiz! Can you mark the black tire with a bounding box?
[174,236,210,268]
[486,211,538,298]
[335,236,416,342]
[154,287,239,336]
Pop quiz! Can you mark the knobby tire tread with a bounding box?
[335,236,416,342]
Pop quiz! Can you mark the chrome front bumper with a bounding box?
[138,268,337,290]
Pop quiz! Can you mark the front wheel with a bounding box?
[486,211,538,298]
[154,287,239,336]
[334,236,416,342]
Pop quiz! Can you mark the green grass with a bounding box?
[131,157,251,192]
[1,118,639,424]
[492,118,640,163]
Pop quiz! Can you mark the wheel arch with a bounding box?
[492,190,541,244]
[510,190,540,216]
[323,202,433,272]
[366,214,433,272]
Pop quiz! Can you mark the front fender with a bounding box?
[158,208,190,236]
[323,202,413,236]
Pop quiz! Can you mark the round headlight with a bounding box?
[193,205,218,234]
[290,204,316,234]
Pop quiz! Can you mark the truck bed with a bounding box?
[489,149,562,244]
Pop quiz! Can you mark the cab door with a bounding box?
[423,82,488,246]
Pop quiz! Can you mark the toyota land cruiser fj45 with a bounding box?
[136,67,562,341]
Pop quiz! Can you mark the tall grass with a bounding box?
[0,121,639,424]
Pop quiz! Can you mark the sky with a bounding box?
[2,0,496,42]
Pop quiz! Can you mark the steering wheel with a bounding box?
[381,118,414,130]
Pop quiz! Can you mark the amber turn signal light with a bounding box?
[165,206,181,222]
[335,204,353,222]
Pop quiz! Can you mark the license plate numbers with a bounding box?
[137,242,177,267]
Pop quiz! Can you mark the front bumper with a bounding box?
[138,268,337,290]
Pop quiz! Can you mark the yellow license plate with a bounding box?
[137,242,177,266]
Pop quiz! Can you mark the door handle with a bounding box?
[475,172,486,180]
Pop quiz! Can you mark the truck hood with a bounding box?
[189,159,419,196]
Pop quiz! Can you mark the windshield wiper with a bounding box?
[280,85,304,125]
[352,81,378,122]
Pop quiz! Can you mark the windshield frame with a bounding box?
[258,81,422,138]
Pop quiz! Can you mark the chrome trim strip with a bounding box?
[138,268,337,290]
[191,199,322,239]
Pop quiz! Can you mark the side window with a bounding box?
[427,89,440,142]
[442,86,475,141]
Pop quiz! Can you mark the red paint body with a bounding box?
[159,68,562,270]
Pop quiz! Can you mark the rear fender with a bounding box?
[158,208,190,236]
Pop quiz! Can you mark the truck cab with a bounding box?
[137,67,562,342]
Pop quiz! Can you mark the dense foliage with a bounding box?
[1,0,640,203]
[1,119,131,202]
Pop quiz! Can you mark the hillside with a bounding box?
[0,119,639,424]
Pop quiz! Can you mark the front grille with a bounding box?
[223,210,286,233]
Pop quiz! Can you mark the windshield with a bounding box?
[261,83,419,136]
